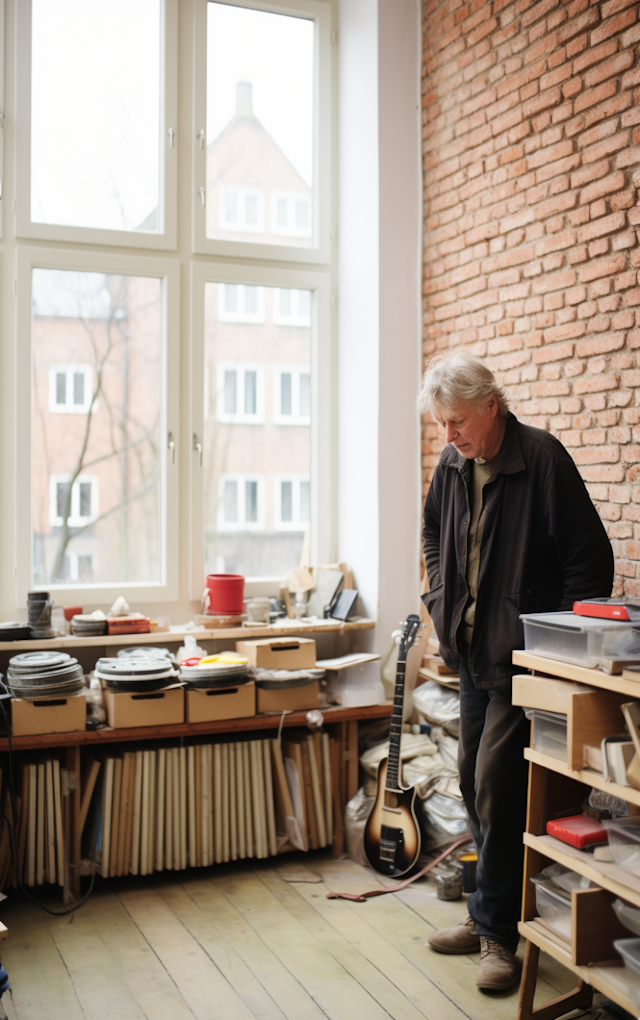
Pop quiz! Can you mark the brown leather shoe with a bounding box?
[428,916,481,954]
[476,937,519,991]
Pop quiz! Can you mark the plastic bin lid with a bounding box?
[524,709,567,722]
[520,611,636,631]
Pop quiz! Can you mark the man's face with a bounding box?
[432,398,501,460]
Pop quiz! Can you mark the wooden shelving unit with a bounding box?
[0,702,392,752]
[516,654,640,1020]
[0,618,375,653]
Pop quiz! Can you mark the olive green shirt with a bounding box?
[462,453,500,643]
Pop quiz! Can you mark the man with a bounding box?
[420,351,613,992]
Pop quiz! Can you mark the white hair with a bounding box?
[418,350,509,417]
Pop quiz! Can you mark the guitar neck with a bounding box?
[385,654,406,792]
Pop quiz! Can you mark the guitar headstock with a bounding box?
[399,614,421,657]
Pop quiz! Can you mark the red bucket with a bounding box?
[205,574,245,615]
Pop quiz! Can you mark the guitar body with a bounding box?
[364,758,421,878]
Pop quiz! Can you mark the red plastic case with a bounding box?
[546,814,609,849]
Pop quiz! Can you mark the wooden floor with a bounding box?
[0,855,614,1020]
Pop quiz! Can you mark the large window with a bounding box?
[16,250,180,601]
[193,0,331,263]
[9,0,333,608]
[16,0,178,248]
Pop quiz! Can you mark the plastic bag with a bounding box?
[359,732,438,777]
[413,680,460,724]
[176,634,207,664]
[345,787,375,867]
[402,753,460,801]
[417,791,469,850]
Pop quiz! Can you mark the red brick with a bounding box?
[573,40,617,74]
[582,131,631,165]
[580,171,626,205]
[591,7,637,44]
[585,50,635,89]
[578,254,628,283]
[577,211,628,243]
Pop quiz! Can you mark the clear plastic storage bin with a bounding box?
[604,818,640,876]
[521,612,640,669]
[613,938,640,1006]
[613,899,640,937]
[525,709,567,760]
[532,880,572,941]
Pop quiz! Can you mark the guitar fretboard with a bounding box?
[385,656,406,792]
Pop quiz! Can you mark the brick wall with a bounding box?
[421,0,640,595]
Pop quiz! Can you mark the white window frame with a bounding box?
[274,474,310,531]
[218,185,264,234]
[216,362,264,423]
[274,364,311,425]
[273,287,312,327]
[15,0,178,250]
[190,260,333,597]
[217,473,265,532]
[49,473,99,528]
[16,246,181,605]
[270,191,312,239]
[48,364,94,415]
[217,282,265,324]
[192,0,332,265]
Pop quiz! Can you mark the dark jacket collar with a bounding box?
[439,412,526,476]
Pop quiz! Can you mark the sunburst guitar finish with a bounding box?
[364,757,421,877]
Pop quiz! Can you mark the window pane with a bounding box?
[224,480,238,522]
[56,372,66,406]
[245,480,258,523]
[224,370,237,414]
[204,281,311,577]
[281,481,292,523]
[244,371,257,415]
[280,373,292,416]
[279,289,291,317]
[32,268,163,586]
[73,371,85,406]
[244,286,257,315]
[225,284,238,314]
[206,3,314,248]
[300,480,310,524]
[31,0,161,233]
[299,373,311,418]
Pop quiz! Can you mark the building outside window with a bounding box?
[270,191,311,238]
[273,288,312,327]
[218,184,264,233]
[49,474,99,528]
[48,364,94,414]
[275,475,310,531]
[217,474,265,531]
[216,362,263,423]
[274,366,311,425]
[217,283,265,324]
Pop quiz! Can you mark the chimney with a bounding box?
[236,82,253,118]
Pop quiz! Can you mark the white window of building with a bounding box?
[16,0,178,248]
[274,366,311,425]
[49,474,99,528]
[217,283,265,324]
[48,364,93,414]
[275,475,310,531]
[216,362,263,424]
[61,550,95,583]
[273,288,312,327]
[270,192,312,239]
[218,185,264,233]
[217,474,265,532]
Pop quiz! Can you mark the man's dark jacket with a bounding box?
[422,413,614,690]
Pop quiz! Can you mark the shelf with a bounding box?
[519,919,640,1018]
[524,832,640,909]
[513,650,640,698]
[525,747,640,807]
[0,619,375,653]
[0,702,392,751]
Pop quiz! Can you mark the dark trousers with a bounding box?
[458,654,530,949]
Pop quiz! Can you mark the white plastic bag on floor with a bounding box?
[359,732,438,778]
[345,787,375,866]
[412,680,460,725]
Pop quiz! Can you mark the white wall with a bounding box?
[338,0,422,650]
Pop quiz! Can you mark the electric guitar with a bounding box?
[364,614,422,877]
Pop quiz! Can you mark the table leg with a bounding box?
[517,939,593,1020]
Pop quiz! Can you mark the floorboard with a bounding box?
[0,854,619,1020]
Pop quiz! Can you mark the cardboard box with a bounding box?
[185,682,255,723]
[11,693,86,737]
[103,686,184,729]
[235,636,316,670]
[512,673,598,713]
[257,679,319,714]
